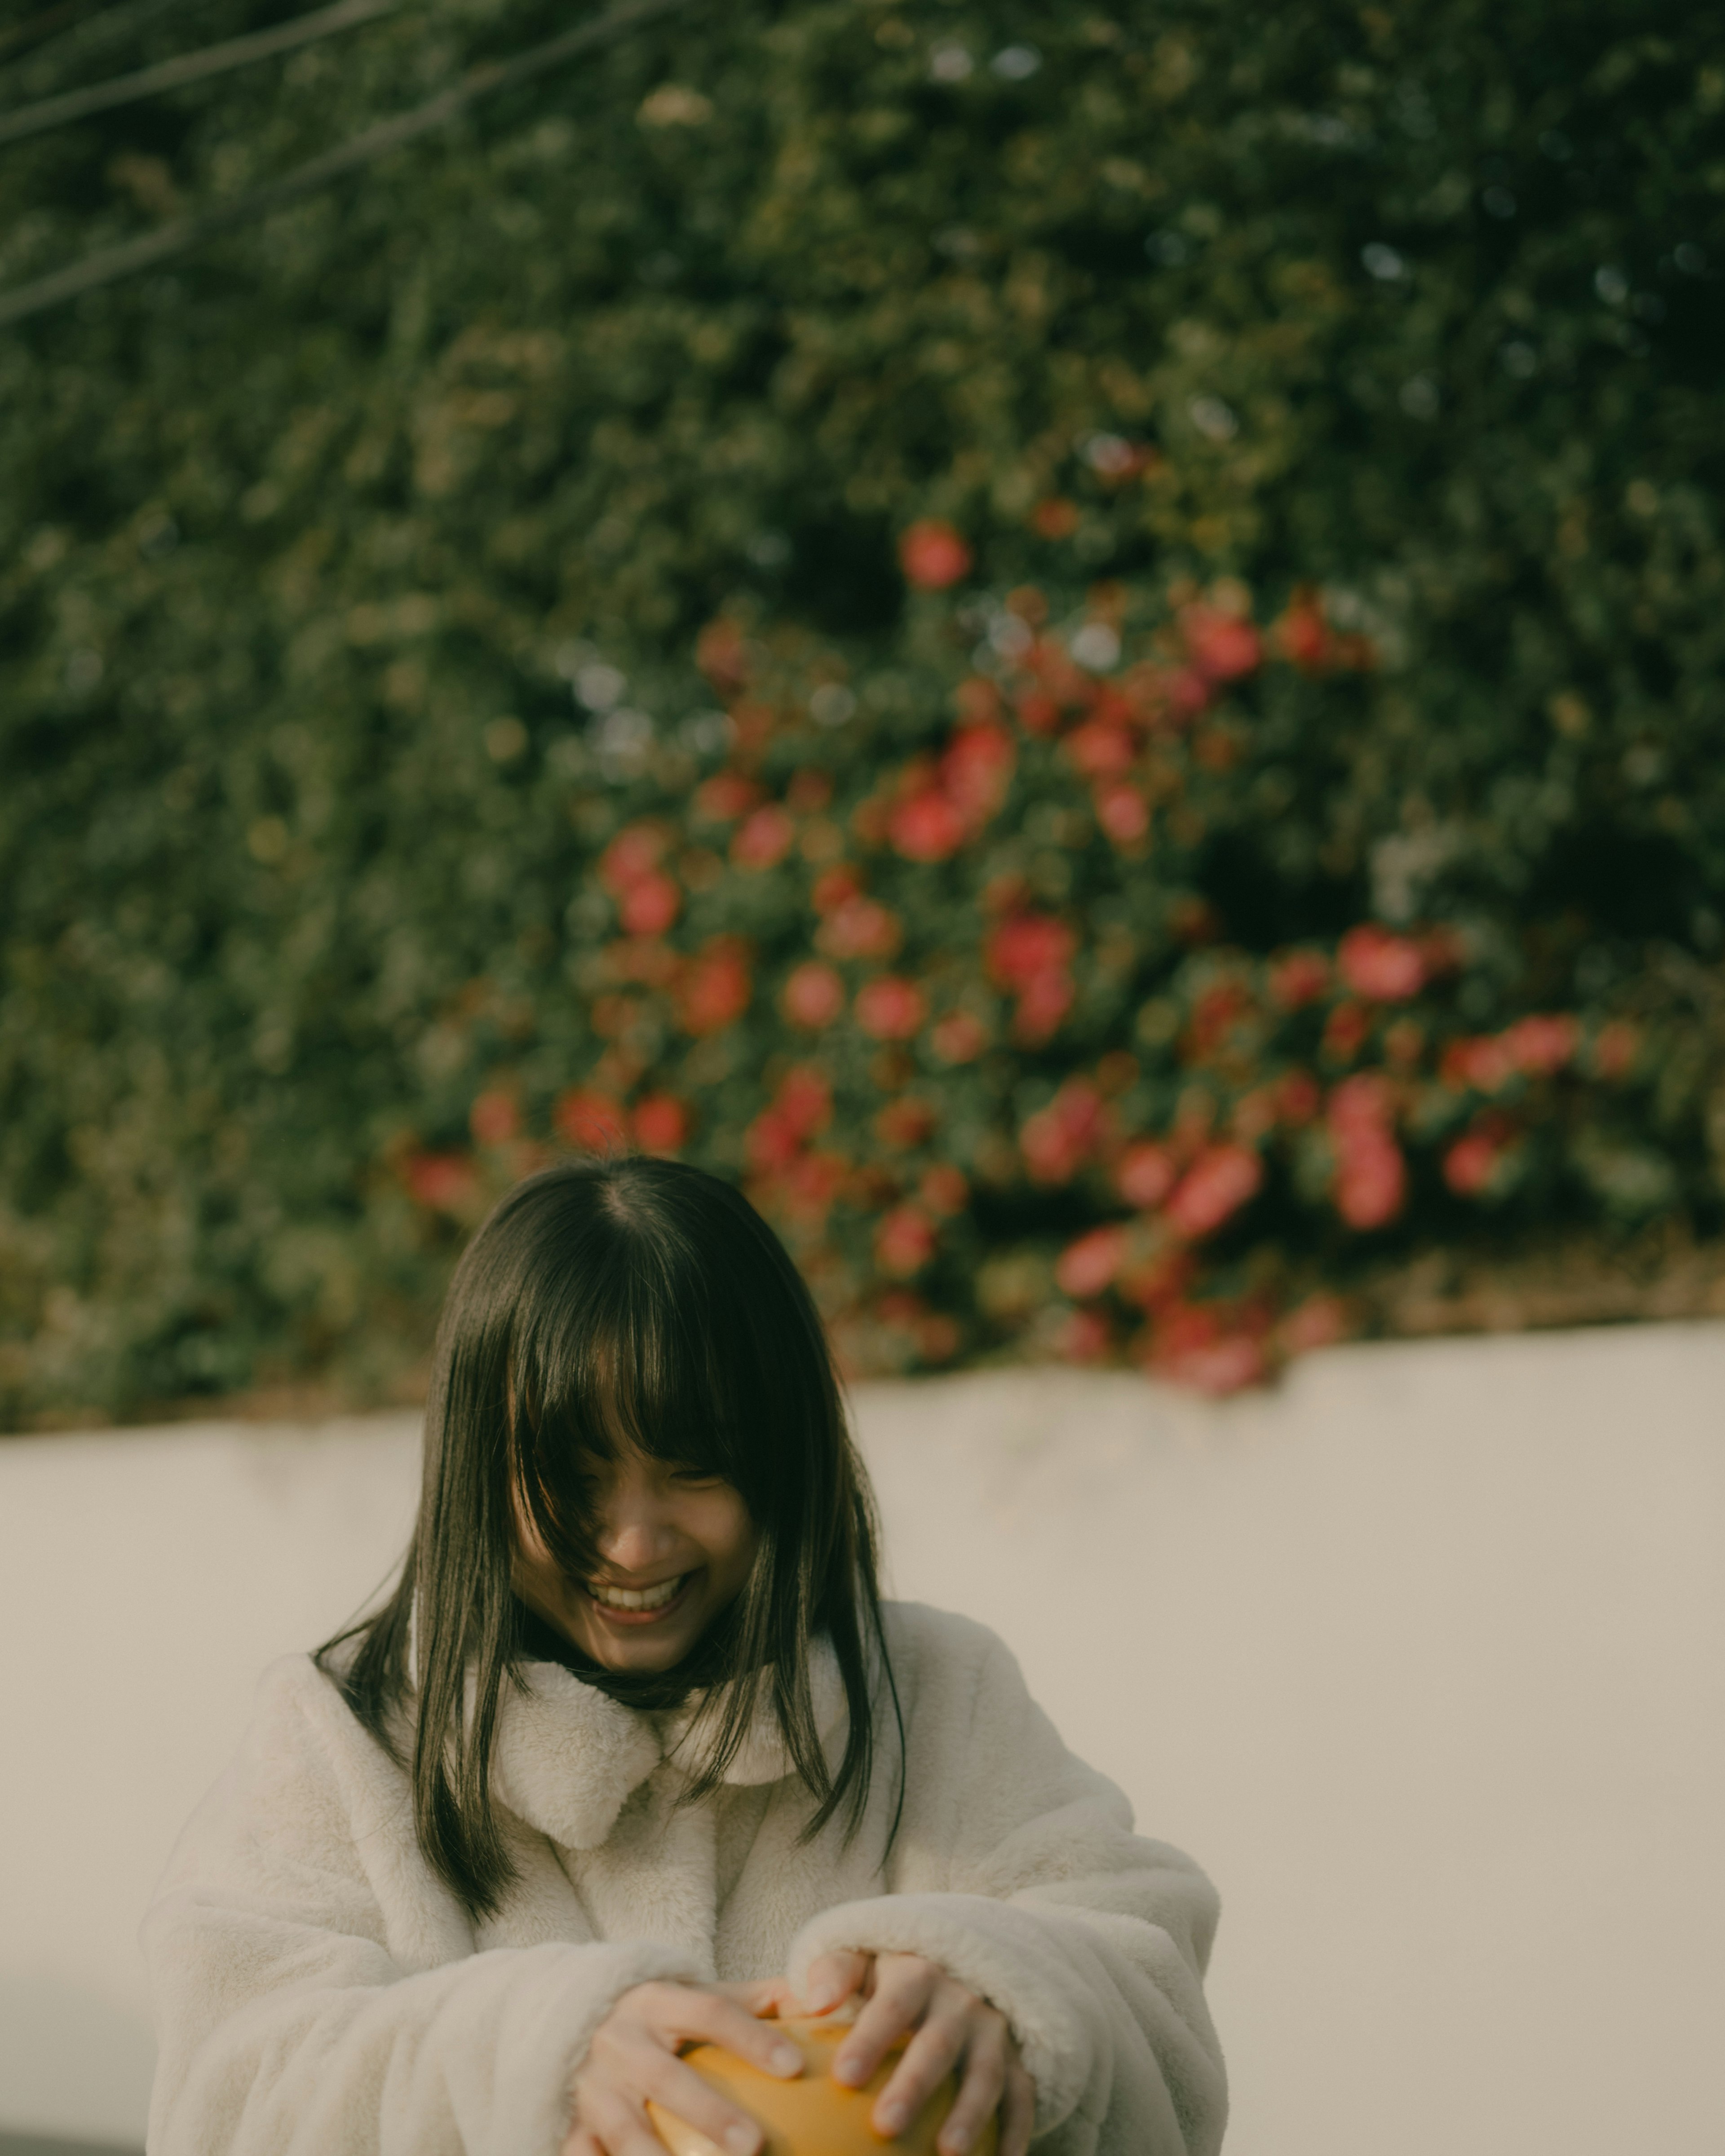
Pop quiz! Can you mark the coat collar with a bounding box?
[490,1636,848,1851]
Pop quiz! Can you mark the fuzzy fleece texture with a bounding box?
[142,1601,1226,2156]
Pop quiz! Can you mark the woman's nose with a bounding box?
[593,1466,673,1573]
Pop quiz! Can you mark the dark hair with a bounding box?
[318,1157,899,1919]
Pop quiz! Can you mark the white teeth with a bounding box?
[591,1575,685,1611]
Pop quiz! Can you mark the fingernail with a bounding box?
[724,2127,760,2156]
[806,1979,841,2010]
[877,2103,908,2134]
[770,2043,801,2076]
[941,2129,971,2154]
[833,2051,866,2086]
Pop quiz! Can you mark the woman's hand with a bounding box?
[799,1948,1035,2156]
[563,1978,796,2156]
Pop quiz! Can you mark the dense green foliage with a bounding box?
[1,0,1721,1421]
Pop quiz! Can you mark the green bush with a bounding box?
[0,0,1721,1421]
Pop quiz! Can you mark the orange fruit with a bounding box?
[645,2013,999,2156]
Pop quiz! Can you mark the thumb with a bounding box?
[798,1948,871,2016]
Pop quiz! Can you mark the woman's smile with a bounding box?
[513,1447,757,1671]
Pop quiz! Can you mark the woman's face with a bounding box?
[513,1443,757,1675]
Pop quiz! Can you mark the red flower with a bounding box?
[403,1151,479,1212]
[1165,1144,1264,1239]
[1276,1069,1322,1123]
[694,771,763,824]
[1055,1224,1130,1299]
[1014,688,1063,736]
[898,519,973,591]
[941,724,1015,820]
[1502,1013,1579,1077]
[619,871,681,936]
[876,1097,938,1148]
[1327,1071,1398,1131]
[811,865,863,914]
[1443,1112,1515,1197]
[986,912,1076,988]
[1062,719,1136,778]
[675,939,752,1035]
[888,789,968,862]
[1116,1141,1177,1209]
[1338,923,1427,1001]
[597,823,666,894]
[1020,1081,1111,1184]
[745,1109,801,1173]
[1053,1308,1113,1363]
[1591,1020,1640,1080]
[1179,602,1262,683]
[732,804,796,872]
[632,1094,689,1153]
[930,1010,989,1063]
[1440,1034,1515,1093]
[855,975,928,1040]
[918,1163,969,1215]
[1188,980,1253,1060]
[469,1091,519,1146]
[1333,1122,1407,1228]
[1321,1000,1371,1062]
[778,1065,832,1140]
[1030,497,1080,539]
[553,1089,627,1151]
[876,1206,938,1276]
[781,961,846,1029]
[1273,586,1332,672]
[1013,968,1075,1044]
[1145,1301,1269,1394]
[1096,783,1150,845]
[1268,948,1331,1010]
[816,895,902,962]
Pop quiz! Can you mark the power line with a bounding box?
[0,0,699,328]
[0,0,400,147]
[0,0,208,91]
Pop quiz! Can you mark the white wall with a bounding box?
[2,1325,1722,2153]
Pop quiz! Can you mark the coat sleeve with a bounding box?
[142,1666,702,2156]
[784,1622,1226,2156]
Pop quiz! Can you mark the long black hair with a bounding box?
[319,1157,899,1920]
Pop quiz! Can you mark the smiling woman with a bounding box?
[139,1158,1227,2156]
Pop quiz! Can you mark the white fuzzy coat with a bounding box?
[143,1601,1226,2156]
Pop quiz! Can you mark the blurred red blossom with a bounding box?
[1055,1223,1130,1299]
[619,872,681,936]
[1268,947,1331,1009]
[403,1151,479,1211]
[675,939,752,1034]
[1338,923,1426,1001]
[1166,1144,1264,1239]
[781,961,846,1029]
[1443,1112,1516,1196]
[1096,782,1150,845]
[632,1094,690,1153]
[732,804,796,871]
[898,519,973,590]
[553,1089,628,1151]
[1327,1076,1407,1229]
[855,976,928,1040]
[930,1010,989,1063]
[1502,1013,1579,1076]
[1115,1140,1177,1209]
[1179,602,1262,683]
[876,1205,938,1275]
[816,894,902,961]
[1021,1081,1112,1184]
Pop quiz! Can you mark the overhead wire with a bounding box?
[0,0,401,146]
[0,0,209,91]
[0,0,700,328]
